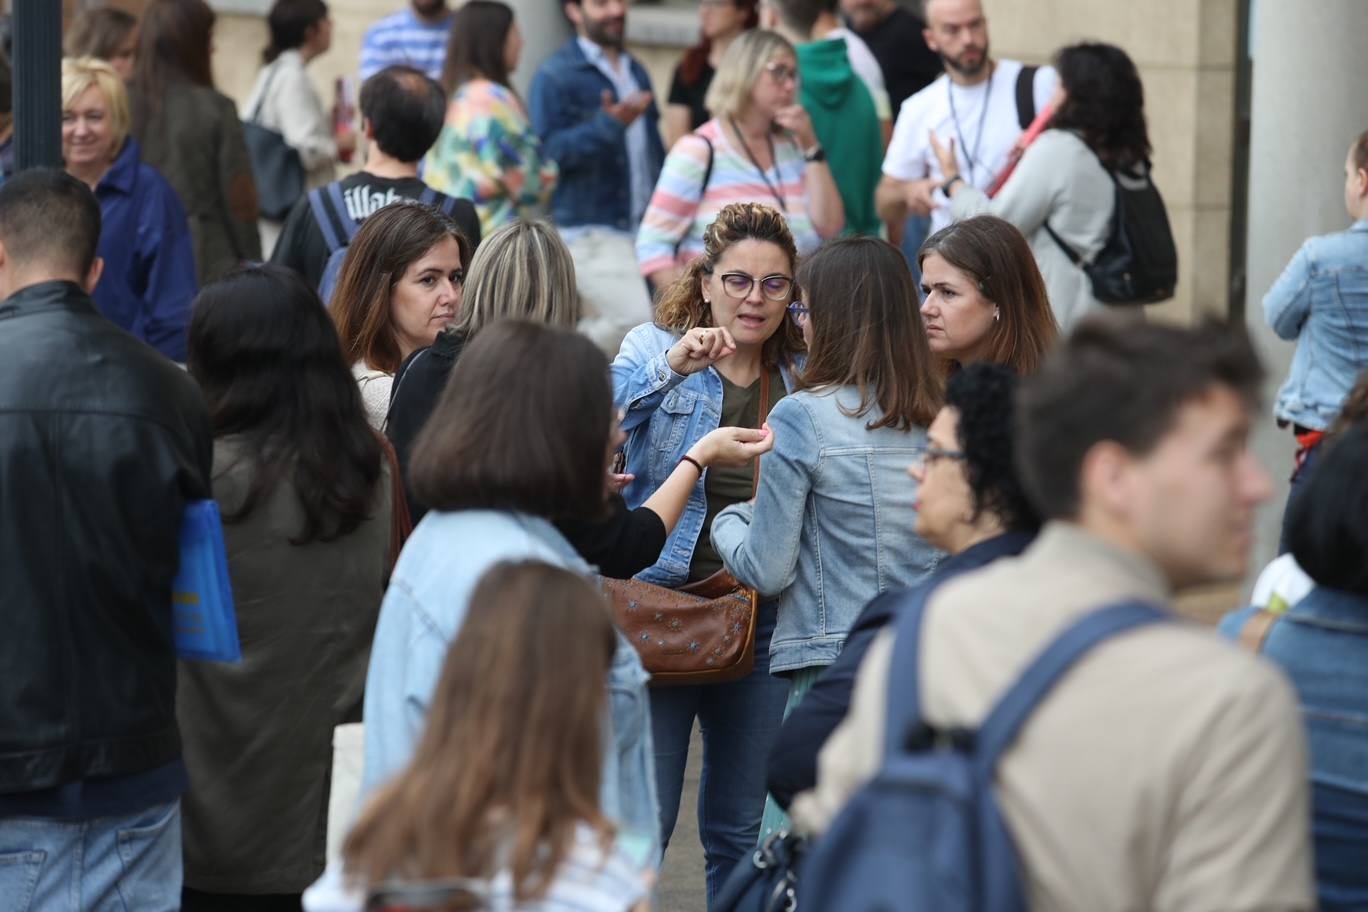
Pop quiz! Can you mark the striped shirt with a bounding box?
[359,8,452,82]
[302,823,649,912]
[635,118,819,277]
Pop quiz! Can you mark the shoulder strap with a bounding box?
[1042,220,1083,266]
[1237,608,1281,653]
[309,183,362,252]
[418,185,465,219]
[748,368,772,497]
[881,580,948,764]
[698,134,715,197]
[1014,65,1038,131]
[973,600,1166,773]
[248,59,283,124]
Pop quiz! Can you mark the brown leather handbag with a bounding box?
[605,371,771,687]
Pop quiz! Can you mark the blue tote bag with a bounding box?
[172,499,241,662]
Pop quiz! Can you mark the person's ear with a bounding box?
[922,26,938,54]
[362,117,376,140]
[564,2,581,28]
[1357,167,1368,199]
[84,256,105,295]
[1077,440,1137,524]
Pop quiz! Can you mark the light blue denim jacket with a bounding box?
[710,387,942,674]
[611,322,795,587]
[358,510,659,864]
[1264,219,1368,430]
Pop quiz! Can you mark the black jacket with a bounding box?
[387,331,667,579]
[0,281,212,794]
[766,530,1036,808]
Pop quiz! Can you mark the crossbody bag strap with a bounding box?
[248,60,283,124]
[751,368,772,497]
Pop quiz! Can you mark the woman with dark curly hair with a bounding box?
[931,42,1151,328]
[766,361,1040,809]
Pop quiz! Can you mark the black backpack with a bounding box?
[1044,150,1178,306]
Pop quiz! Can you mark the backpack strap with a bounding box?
[881,578,954,765]
[973,599,1166,773]
[1042,221,1083,266]
[308,183,362,253]
[1014,65,1039,131]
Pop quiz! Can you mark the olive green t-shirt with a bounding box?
[688,367,786,582]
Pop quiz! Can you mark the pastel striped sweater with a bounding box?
[636,119,821,276]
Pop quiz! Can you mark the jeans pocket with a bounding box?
[114,801,181,912]
[0,850,45,912]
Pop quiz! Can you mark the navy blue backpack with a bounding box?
[795,590,1165,911]
[309,183,460,307]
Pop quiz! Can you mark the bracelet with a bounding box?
[803,145,827,163]
[679,454,705,476]
[940,174,963,195]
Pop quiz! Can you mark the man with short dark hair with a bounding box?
[0,169,213,909]
[271,65,480,291]
[531,0,664,355]
[794,317,1316,911]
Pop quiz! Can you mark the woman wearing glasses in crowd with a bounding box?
[636,29,843,291]
[710,236,943,837]
[612,201,803,902]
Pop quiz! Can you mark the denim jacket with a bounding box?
[612,322,794,587]
[711,387,941,673]
[1264,219,1368,430]
[529,39,664,231]
[359,510,659,862]
[1220,587,1368,909]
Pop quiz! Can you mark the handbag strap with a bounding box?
[379,434,413,577]
[248,59,284,124]
[751,368,772,497]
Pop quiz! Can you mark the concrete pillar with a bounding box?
[1242,0,1368,587]
[506,0,572,98]
[13,0,63,170]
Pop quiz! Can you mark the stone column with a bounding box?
[1242,0,1368,586]
[505,0,572,97]
[13,0,63,170]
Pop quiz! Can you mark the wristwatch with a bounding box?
[940,175,963,195]
[803,144,827,163]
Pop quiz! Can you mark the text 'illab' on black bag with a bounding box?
[1045,155,1178,306]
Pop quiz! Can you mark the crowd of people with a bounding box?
[2,0,1368,911]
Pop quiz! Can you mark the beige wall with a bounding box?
[211,1,1239,322]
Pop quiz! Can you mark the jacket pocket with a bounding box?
[651,389,700,476]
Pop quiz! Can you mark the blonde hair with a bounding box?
[654,201,804,369]
[61,57,130,154]
[704,29,796,120]
[449,219,581,337]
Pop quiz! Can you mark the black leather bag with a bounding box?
[243,62,305,221]
[714,831,806,912]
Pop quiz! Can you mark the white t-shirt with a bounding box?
[828,27,892,122]
[883,59,1057,232]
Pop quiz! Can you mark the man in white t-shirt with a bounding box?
[875,0,1056,241]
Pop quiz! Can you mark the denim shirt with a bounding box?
[529,39,664,231]
[612,322,794,588]
[1264,219,1368,430]
[1220,588,1368,909]
[711,387,942,673]
[359,510,659,862]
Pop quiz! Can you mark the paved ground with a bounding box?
[657,724,708,912]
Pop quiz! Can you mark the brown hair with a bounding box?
[1353,131,1368,176]
[918,216,1059,376]
[65,7,138,63]
[343,561,618,901]
[654,201,804,369]
[131,0,215,130]
[329,200,472,374]
[440,0,515,93]
[797,237,941,430]
[1330,369,1368,438]
[409,320,613,519]
[679,0,760,86]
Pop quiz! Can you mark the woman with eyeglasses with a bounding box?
[329,200,472,430]
[612,201,804,901]
[710,235,943,837]
[636,29,843,291]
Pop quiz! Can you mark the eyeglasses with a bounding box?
[919,445,967,467]
[787,302,809,325]
[764,62,799,85]
[720,272,794,302]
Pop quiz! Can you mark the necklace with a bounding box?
[945,66,994,185]
[728,115,788,213]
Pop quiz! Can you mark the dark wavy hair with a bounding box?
[1286,424,1368,595]
[264,0,329,64]
[188,265,383,544]
[943,362,1039,532]
[440,0,515,93]
[1049,42,1150,170]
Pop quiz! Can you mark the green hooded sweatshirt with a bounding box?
[796,38,883,237]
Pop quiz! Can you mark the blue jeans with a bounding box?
[650,605,789,906]
[900,213,931,285]
[0,800,181,911]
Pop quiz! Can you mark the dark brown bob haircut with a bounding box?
[409,320,613,519]
[1016,316,1263,520]
[797,237,941,430]
[655,201,805,370]
[330,200,472,374]
[919,215,1059,376]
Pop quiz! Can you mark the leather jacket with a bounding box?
[0,280,212,793]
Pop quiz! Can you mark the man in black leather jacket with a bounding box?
[0,170,212,908]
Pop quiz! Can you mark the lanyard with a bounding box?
[729,116,788,213]
[946,68,994,185]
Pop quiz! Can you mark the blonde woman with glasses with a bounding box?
[636,29,843,290]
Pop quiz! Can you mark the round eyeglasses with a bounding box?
[720,272,794,302]
[787,302,809,325]
[918,445,968,467]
